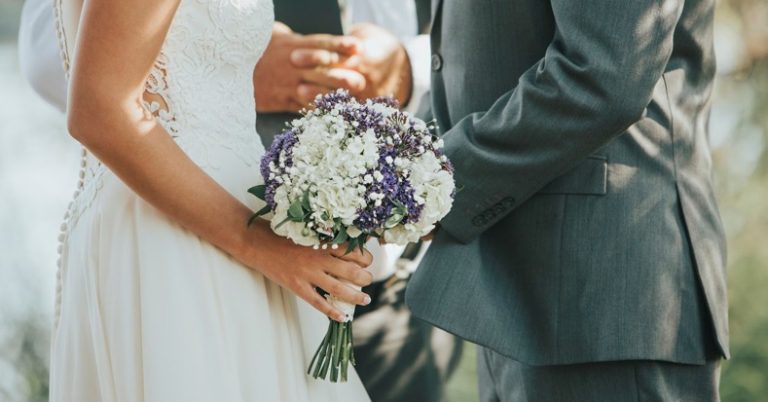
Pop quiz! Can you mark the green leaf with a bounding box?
[253,205,271,218]
[247,184,267,200]
[345,237,359,255]
[388,201,407,227]
[288,199,305,220]
[385,213,404,229]
[274,216,292,229]
[353,234,368,255]
[332,227,349,245]
[302,191,311,211]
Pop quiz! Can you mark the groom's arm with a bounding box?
[439,0,684,244]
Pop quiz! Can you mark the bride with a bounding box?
[49,0,373,400]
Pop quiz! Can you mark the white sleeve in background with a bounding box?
[18,0,68,112]
[402,34,430,114]
[346,0,418,40]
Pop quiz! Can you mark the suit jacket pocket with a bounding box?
[536,155,608,195]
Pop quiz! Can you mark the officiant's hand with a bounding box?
[253,22,365,113]
[294,23,413,106]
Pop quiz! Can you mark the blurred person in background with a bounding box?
[17,0,461,400]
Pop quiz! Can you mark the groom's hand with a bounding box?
[253,22,364,113]
[295,23,413,106]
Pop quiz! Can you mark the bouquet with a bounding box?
[248,90,455,382]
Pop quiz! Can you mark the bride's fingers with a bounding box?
[302,285,347,322]
[316,274,371,307]
[330,247,373,268]
[325,260,373,288]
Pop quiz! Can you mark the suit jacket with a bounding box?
[406,0,728,365]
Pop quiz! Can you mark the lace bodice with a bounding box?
[56,0,273,174]
[53,0,274,325]
[53,0,274,222]
[144,0,273,167]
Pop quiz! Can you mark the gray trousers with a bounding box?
[353,275,463,402]
[478,347,721,402]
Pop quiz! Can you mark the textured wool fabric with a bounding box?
[406,0,728,369]
[477,347,721,402]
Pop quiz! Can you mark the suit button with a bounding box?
[431,53,443,72]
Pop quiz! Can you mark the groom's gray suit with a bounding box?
[406,0,728,400]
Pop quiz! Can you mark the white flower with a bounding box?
[313,185,363,226]
[347,226,363,238]
[383,225,418,245]
[406,152,455,235]
[271,204,319,247]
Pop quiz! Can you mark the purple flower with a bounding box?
[313,90,353,111]
[370,96,400,109]
[260,128,298,208]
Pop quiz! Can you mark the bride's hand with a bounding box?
[239,219,373,322]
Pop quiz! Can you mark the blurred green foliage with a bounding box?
[710,1,768,401]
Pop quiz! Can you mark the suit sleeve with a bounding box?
[18,0,69,112]
[438,0,684,244]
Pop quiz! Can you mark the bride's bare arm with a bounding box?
[67,0,371,322]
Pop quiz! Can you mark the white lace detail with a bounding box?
[153,0,273,168]
[53,0,274,327]
[143,53,180,135]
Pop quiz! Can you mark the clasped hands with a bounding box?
[254,22,413,113]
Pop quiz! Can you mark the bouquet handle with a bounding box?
[307,282,360,382]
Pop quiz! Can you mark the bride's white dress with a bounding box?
[49,0,370,401]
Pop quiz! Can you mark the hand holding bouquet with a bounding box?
[248,90,454,382]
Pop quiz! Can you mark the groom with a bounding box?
[407,0,729,401]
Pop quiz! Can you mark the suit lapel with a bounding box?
[432,0,444,20]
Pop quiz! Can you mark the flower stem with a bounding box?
[319,322,336,379]
[307,319,356,383]
[307,327,329,375]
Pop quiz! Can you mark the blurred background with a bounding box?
[0,0,766,401]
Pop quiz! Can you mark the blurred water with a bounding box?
[0,41,78,400]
